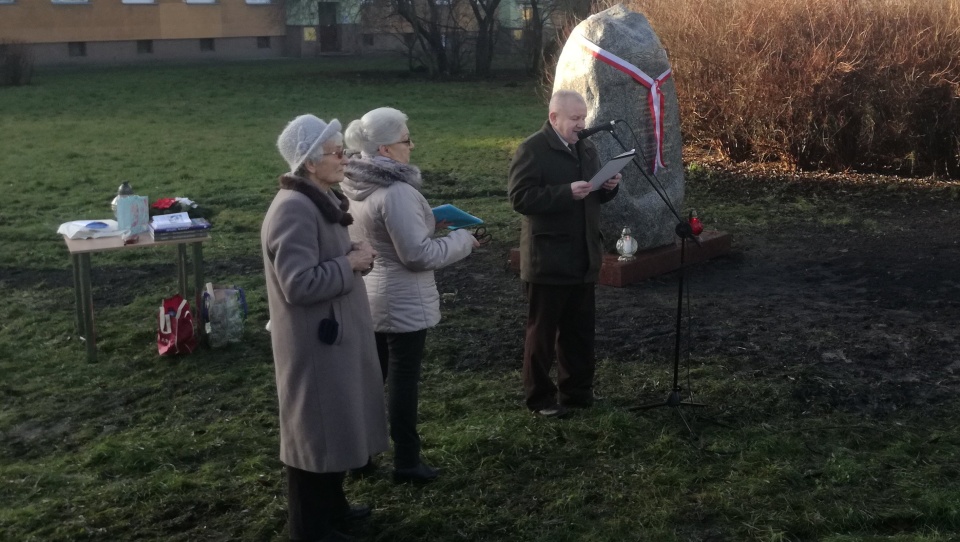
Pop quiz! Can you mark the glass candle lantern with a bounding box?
[616,227,638,262]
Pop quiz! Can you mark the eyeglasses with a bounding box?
[321,148,345,159]
[393,138,413,146]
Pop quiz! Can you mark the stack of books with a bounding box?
[150,212,211,241]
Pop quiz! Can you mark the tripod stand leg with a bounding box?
[630,400,668,411]
[630,223,710,435]
[674,404,695,436]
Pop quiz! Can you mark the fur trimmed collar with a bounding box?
[278,174,353,226]
[343,156,423,191]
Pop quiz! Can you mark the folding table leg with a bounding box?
[72,254,83,335]
[177,244,188,300]
[78,252,97,362]
[192,242,206,346]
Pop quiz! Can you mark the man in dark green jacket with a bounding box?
[508,90,621,418]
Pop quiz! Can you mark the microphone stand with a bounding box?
[604,127,705,435]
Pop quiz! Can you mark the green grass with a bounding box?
[2,58,959,541]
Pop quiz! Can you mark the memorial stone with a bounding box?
[554,4,683,250]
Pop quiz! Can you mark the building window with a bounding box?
[122,0,156,3]
[362,34,374,47]
[0,0,16,5]
[137,40,153,54]
[52,0,90,3]
[185,0,216,4]
[245,0,271,3]
[68,42,87,57]
[256,36,271,49]
[199,38,215,52]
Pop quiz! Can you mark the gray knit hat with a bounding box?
[277,114,342,174]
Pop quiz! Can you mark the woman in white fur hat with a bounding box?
[341,107,479,484]
[262,114,388,542]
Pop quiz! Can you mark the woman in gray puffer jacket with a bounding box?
[341,107,479,484]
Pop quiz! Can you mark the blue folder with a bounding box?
[431,204,483,230]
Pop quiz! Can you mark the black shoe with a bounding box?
[534,404,570,418]
[393,462,440,484]
[335,504,371,523]
[349,457,377,480]
[561,398,594,409]
[561,392,602,409]
[317,530,355,542]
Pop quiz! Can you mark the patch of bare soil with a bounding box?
[435,167,960,418]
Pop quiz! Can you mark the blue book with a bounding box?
[431,204,483,230]
[151,213,211,232]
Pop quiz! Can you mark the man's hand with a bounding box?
[601,173,622,191]
[570,181,592,200]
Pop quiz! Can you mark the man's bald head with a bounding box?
[549,90,586,116]
[548,90,588,145]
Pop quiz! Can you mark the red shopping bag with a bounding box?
[157,294,197,356]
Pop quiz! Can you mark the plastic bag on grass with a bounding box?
[202,283,247,348]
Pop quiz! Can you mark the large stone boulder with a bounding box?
[554,4,683,251]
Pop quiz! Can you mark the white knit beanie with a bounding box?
[277,114,342,174]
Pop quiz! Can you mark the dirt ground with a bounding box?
[435,167,960,418]
[30,166,958,420]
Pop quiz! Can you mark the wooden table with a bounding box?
[62,234,209,361]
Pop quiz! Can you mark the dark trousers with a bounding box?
[522,281,596,410]
[376,329,428,469]
[286,466,347,541]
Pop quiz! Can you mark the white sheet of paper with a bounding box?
[588,149,636,191]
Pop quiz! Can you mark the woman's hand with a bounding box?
[347,240,377,274]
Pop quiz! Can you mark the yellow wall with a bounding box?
[0,0,284,43]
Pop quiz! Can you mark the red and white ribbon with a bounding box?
[573,32,672,173]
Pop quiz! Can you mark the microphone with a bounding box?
[577,120,617,140]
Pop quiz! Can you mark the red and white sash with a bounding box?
[573,32,672,173]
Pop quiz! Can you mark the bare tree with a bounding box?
[395,0,457,74]
[467,0,503,77]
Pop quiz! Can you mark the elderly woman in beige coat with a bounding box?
[341,107,479,484]
[262,113,388,542]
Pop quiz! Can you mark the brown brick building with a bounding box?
[0,0,286,65]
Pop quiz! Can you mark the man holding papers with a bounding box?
[507,90,621,418]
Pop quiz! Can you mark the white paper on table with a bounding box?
[588,149,636,191]
[57,219,124,239]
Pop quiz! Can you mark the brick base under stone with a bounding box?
[507,231,733,287]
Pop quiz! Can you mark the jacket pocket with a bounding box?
[531,232,572,276]
[319,302,344,346]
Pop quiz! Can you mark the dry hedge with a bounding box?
[615,0,960,178]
